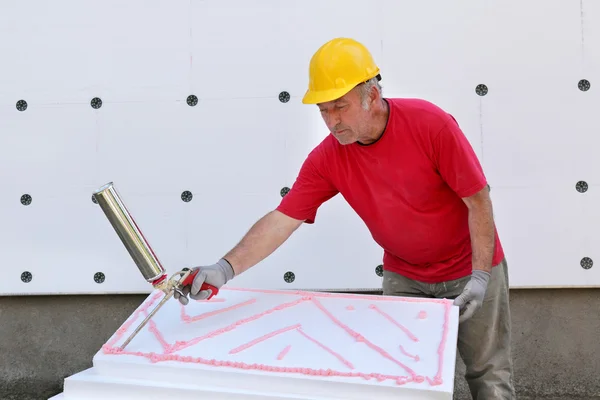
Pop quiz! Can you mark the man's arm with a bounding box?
[222,148,337,276]
[430,113,495,275]
[175,210,304,304]
[462,185,495,274]
[223,210,304,276]
[430,113,496,321]
[178,146,337,304]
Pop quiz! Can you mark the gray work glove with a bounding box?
[174,258,235,305]
[453,270,490,323]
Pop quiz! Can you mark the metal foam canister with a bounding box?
[92,182,166,284]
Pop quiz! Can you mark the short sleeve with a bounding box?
[276,153,339,224]
[432,115,488,198]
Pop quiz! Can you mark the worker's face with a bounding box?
[318,86,374,145]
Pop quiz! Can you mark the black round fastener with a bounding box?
[21,271,32,283]
[16,100,27,111]
[181,191,193,202]
[475,84,488,96]
[187,95,198,106]
[576,181,588,193]
[90,97,102,109]
[581,257,593,270]
[578,79,591,92]
[91,194,98,204]
[94,272,105,283]
[279,91,290,103]
[283,271,295,283]
[280,187,290,197]
[375,265,383,277]
[20,194,32,206]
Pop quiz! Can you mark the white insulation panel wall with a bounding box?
[1,0,599,295]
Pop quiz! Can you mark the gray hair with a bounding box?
[358,77,383,110]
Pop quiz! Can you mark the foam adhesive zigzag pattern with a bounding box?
[51,287,459,399]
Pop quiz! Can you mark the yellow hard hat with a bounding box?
[302,37,381,105]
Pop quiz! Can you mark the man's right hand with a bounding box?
[174,258,235,305]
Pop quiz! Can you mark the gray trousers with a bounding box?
[382,258,516,400]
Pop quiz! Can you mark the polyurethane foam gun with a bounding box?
[92,182,218,350]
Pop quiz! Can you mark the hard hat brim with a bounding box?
[302,70,381,105]
[302,86,355,105]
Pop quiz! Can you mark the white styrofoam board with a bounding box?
[53,366,447,400]
[52,288,459,399]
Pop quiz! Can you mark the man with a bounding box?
[175,38,516,399]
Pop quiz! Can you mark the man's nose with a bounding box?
[329,110,341,126]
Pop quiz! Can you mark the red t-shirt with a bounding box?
[276,98,504,283]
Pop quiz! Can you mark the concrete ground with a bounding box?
[1,288,599,400]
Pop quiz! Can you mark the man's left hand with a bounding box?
[453,269,491,323]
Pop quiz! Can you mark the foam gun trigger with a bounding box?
[177,267,219,300]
